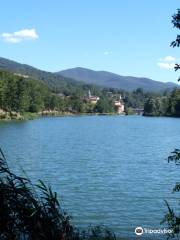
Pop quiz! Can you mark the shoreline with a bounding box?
[0,110,126,121]
[1,110,179,122]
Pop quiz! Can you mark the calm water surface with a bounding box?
[0,116,180,239]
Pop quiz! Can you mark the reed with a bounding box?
[0,148,116,240]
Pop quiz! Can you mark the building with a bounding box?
[114,95,125,114]
[86,90,100,104]
[14,73,29,78]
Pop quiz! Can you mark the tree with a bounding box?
[95,97,114,113]
[162,150,180,239]
[163,9,180,239]
[16,78,30,112]
[27,81,45,113]
[171,9,180,79]
[144,98,157,116]
[71,98,85,113]
[168,89,180,116]
[143,97,168,116]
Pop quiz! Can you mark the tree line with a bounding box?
[1,69,176,117]
[0,71,119,116]
[0,71,115,115]
[143,88,180,117]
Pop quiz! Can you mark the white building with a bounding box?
[114,95,125,114]
[87,90,100,104]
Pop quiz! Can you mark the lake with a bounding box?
[0,115,180,239]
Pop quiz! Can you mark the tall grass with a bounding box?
[0,148,116,240]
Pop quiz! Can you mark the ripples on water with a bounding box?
[0,115,180,239]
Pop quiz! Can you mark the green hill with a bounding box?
[0,57,86,95]
[0,57,178,93]
[59,67,178,92]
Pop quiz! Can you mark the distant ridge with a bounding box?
[0,57,85,92]
[0,57,178,92]
[59,67,178,92]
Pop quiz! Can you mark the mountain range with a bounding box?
[59,67,178,92]
[0,57,178,92]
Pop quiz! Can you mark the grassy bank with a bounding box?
[0,110,39,121]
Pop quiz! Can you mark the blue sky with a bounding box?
[0,0,179,82]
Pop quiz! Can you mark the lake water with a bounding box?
[0,116,180,239]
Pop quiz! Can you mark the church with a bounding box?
[87,90,100,105]
[114,95,125,114]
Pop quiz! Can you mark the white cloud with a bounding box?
[157,62,175,70]
[157,56,176,70]
[1,28,38,43]
[159,56,176,62]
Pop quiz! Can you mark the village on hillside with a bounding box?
[86,90,125,114]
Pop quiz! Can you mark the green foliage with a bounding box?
[144,98,159,116]
[95,97,114,114]
[0,71,50,113]
[0,57,92,94]
[0,69,171,117]
[143,9,180,118]
[143,89,180,117]
[144,97,166,116]
[168,89,180,116]
[162,150,180,239]
[162,9,180,240]
[171,9,180,49]
[0,149,116,240]
[0,70,116,116]
[171,9,180,80]
[123,88,161,110]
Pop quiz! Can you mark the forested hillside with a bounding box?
[0,71,53,113]
[0,70,116,117]
[0,57,179,93]
[0,57,87,95]
[0,69,176,119]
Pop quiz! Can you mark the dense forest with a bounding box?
[143,88,180,117]
[0,70,117,117]
[0,69,178,119]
